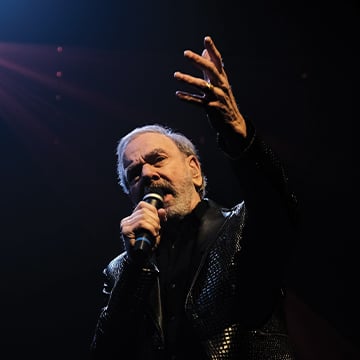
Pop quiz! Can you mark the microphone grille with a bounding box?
[143,187,164,207]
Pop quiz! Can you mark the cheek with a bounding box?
[178,169,196,186]
[161,162,192,187]
[173,164,191,178]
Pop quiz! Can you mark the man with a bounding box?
[90,36,298,359]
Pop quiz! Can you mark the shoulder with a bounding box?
[205,198,245,218]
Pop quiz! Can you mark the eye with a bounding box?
[129,175,140,185]
[126,166,141,185]
[153,155,166,165]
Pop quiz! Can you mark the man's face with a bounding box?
[123,132,202,218]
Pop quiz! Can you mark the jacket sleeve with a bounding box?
[90,253,159,358]
[217,119,299,225]
[217,120,300,295]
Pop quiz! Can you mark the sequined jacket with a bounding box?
[91,131,298,359]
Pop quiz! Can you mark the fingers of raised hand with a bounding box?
[204,36,224,71]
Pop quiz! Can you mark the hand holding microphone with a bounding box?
[133,188,164,255]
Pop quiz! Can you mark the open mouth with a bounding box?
[145,185,175,198]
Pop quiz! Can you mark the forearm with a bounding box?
[218,120,298,223]
[218,122,300,289]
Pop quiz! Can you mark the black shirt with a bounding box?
[156,200,209,359]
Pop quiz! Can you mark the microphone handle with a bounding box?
[133,191,164,255]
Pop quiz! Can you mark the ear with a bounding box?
[187,155,203,188]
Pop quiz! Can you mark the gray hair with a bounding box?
[116,124,207,198]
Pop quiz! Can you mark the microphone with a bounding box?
[133,188,164,256]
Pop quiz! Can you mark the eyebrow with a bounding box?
[124,148,167,171]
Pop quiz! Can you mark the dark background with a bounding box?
[0,1,357,359]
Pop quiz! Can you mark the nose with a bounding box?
[141,163,160,181]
